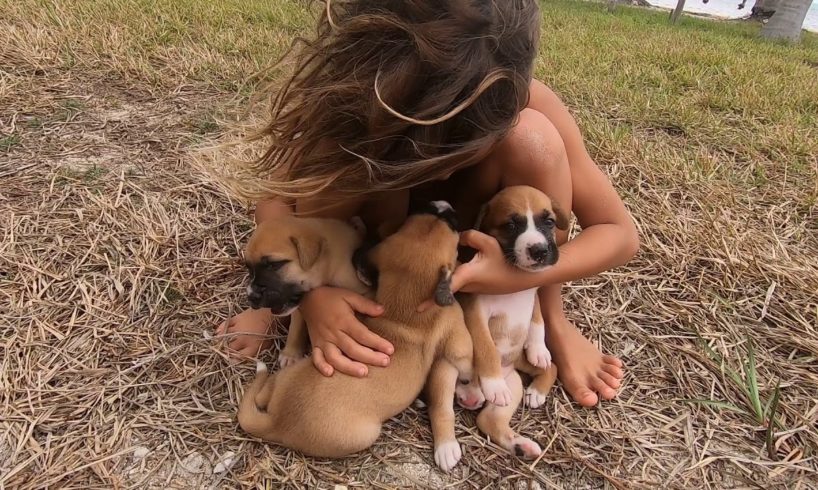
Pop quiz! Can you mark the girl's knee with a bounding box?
[497,108,568,180]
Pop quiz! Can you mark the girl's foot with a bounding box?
[215,307,275,361]
[546,315,624,407]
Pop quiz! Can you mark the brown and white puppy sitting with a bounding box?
[456,185,567,459]
[237,202,474,461]
[244,216,368,367]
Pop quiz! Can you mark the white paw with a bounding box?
[256,361,268,374]
[525,385,547,409]
[277,352,300,369]
[480,377,512,407]
[434,440,462,472]
[455,381,485,410]
[525,342,552,369]
[510,436,542,460]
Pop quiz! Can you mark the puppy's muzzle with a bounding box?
[517,241,558,270]
[527,243,555,265]
[248,284,304,315]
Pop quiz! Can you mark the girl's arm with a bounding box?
[449,81,639,295]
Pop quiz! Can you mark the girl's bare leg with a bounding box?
[483,109,625,406]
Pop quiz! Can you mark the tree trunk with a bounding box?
[761,0,811,41]
[670,0,686,23]
[607,0,618,13]
[752,0,782,19]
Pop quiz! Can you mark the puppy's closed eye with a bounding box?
[260,257,289,269]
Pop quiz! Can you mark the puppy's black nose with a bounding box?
[527,244,548,262]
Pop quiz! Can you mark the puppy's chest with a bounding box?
[478,289,537,363]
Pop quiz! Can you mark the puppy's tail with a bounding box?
[237,361,276,438]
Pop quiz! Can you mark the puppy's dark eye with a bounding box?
[260,257,288,269]
[505,221,517,233]
[544,218,555,228]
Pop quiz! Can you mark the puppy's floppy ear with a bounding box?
[552,202,570,231]
[352,241,379,289]
[290,235,325,270]
[434,266,455,307]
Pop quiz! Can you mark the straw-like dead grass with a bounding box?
[1,0,817,488]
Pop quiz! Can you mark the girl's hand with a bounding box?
[417,231,526,312]
[300,286,394,377]
[448,230,518,294]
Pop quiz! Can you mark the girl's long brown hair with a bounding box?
[241,0,541,200]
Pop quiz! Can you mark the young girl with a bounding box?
[216,0,638,407]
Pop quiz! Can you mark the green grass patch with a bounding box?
[0,134,21,152]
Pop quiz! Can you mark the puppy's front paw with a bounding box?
[480,377,512,407]
[524,385,548,409]
[525,342,552,369]
[511,436,542,460]
[434,440,462,472]
[277,351,302,369]
[455,381,485,410]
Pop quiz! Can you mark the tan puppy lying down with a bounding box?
[455,186,566,459]
[238,202,474,459]
[244,215,369,367]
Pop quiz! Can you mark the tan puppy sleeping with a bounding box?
[455,185,567,459]
[237,202,474,461]
[244,216,368,367]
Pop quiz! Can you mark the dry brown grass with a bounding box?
[2,0,817,488]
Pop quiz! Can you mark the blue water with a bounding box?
[648,0,818,32]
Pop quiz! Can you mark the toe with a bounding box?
[601,363,624,379]
[591,378,617,400]
[602,354,623,368]
[228,337,247,353]
[598,370,621,389]
[239,346,260,360]
[570,386,599,407]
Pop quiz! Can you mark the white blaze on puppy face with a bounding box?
[513,208,547,270]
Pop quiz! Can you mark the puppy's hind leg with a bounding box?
[426,359,462,472]
[475,369,541,460]
[278,311,308,369]
[238,362,277,438]
[515,356,557,409]
[253,369,278,411]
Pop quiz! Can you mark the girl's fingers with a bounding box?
[344,293,384,317]
[215,318,230,336]
[322,343,369,377]
[459,229,496,251]
[311,346,334,377]
[347,321,394,355]
[416,263,473,312]
[338,333,390,367]
[448,262,474,294]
